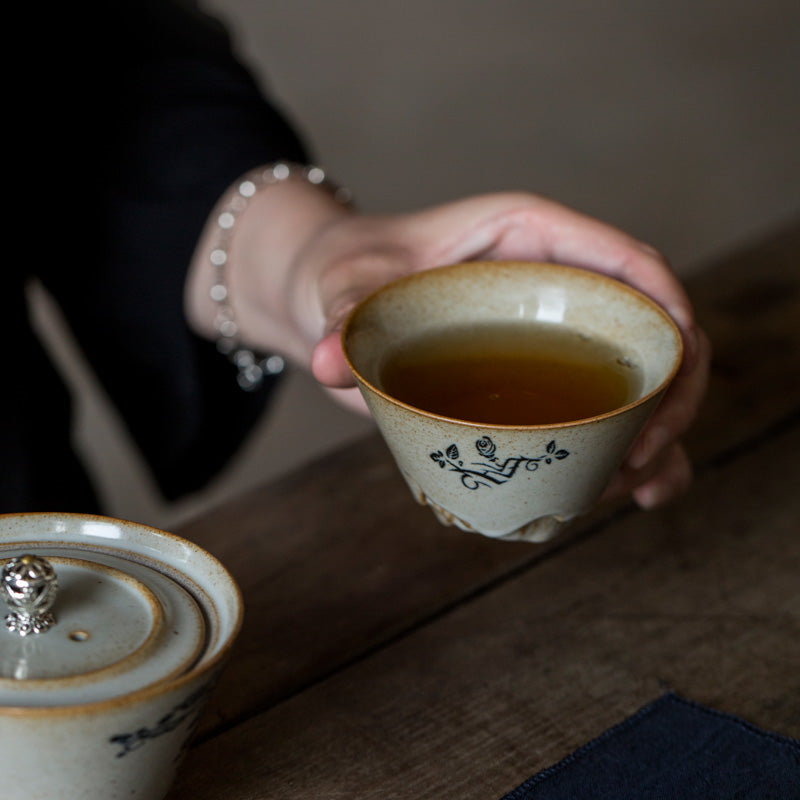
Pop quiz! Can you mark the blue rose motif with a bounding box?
[475,437,496,459]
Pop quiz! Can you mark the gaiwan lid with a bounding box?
[0,513,242,709]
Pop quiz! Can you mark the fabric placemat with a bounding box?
[500,692,800,799]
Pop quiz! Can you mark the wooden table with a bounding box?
[169,219,800,799]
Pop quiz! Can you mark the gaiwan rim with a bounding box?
[0,512,244,717]
[341,260,684,430]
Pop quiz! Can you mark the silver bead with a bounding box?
[237,363,264,391]
[210,249,227,267]
[217,211,235,230]
[233,349,255,368]
[238,179,257,198]
[261,355,285,375]
[209,284,228,302]
[272,162,291,181]
[210,162,351,391]
[306,166,325,184]
[218,319,238,338]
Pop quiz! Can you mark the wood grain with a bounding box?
[686,219,800,462]
[169,219,800,798]
[170,402,800,799]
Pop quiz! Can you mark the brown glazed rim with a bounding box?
[0,512,244,717]
[342,261,684,430]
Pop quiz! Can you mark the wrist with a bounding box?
[185,163,353,387]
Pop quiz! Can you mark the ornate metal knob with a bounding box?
[2,555,58,636]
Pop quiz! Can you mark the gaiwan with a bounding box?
[0,513,243,800]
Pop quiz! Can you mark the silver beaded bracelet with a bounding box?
[208,162,352,390]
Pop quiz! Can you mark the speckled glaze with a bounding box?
[342,262,682,541]
[0,513,243,800]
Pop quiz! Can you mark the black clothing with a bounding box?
[4,1,308,512]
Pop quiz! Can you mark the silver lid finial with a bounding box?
[2,555,58,636]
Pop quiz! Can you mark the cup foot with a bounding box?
[414,489,573,543]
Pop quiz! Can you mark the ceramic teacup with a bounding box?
[342,261,682,542]
[0,513,243,800]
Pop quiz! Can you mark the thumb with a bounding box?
[311,238,415,388]
[311,329,355,388]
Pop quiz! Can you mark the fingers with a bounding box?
[404,192,699,360]
[413,193,686,307]
[311,330,355,388]
[599,326,709,509]
[307,193,710,517]
[319,245,414,333]
[601,326,709,510]
[633,442,694,509]
[517,207,698,361]
[626,327,711,470]
[311,235,416,389]
[602,441,693,510]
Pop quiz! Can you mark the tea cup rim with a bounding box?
[341,260,684,430]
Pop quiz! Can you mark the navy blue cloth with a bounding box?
[501,693,800,800]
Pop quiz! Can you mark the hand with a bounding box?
[187,184,709,510]
[305,191,710,510]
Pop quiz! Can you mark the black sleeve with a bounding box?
[37,0,311,500]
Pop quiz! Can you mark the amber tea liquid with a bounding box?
[379,322,639,425]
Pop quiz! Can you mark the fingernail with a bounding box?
[634,481,665,510]
[638,242,663,260]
